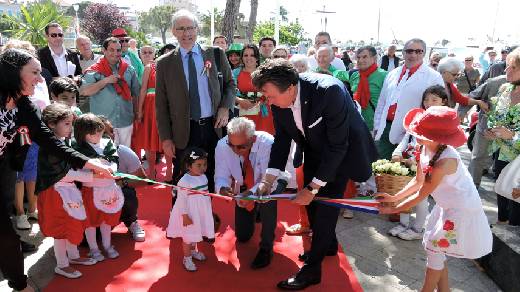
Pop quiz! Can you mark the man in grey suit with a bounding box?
[155,9,235,190]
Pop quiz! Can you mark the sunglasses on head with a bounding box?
[404,49,424,54]
[227,141,250,150]
[49,33,64,38]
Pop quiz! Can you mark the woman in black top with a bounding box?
[0,48,113,292]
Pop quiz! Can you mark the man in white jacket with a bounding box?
[373,38,444,159]
[215,117,277,270]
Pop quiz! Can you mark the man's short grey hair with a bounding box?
[317,45,333,58]
[289,54,309,70]
[171,9,199,28]
[226,117,256,138]
[437,57,463,73]
[404,38,427,52]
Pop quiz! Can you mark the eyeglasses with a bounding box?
[119,39,130,43]
[448,72,460,77]
[49,33,64,38]
[227,141,251,150]
[431,63,439,68]
[404,49,424,55]
[175,26,196,32]
[464,59,473,62]
[273,55,287,58]
[141,51,154,55]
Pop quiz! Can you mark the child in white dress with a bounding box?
[377,106,492,292]
[388,85,449,241]
[166,148,215,272]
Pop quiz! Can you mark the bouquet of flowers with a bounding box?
[372,159,416,177]
[487,86,520,132]
[239,91,269,117]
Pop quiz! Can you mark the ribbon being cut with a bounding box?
[114,172,380,214]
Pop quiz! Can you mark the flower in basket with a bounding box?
[372,159,415,177]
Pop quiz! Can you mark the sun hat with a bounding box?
[403,106,467,147]
[226,43,244,55]
[112,28,128,38]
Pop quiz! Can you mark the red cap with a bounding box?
[112,28,128,37]
[403,106,467,147]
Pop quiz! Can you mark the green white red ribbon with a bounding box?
[115,172,380,214]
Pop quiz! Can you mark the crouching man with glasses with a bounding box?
[215,117,283,270]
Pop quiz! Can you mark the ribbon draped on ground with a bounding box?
[115,172,379,214]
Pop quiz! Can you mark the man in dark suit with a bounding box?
[252,59,378,290]
[37,23,82,86]
[155,9,235,189]
[380,44,400,72]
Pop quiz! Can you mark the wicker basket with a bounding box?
[375,173,413,213]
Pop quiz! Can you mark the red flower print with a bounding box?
[443,220,455,231]
[438,238,450,248]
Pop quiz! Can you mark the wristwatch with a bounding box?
[305,184,319,195]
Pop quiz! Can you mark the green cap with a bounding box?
[227,43,244,54]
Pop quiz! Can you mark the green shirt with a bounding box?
[123,51,144,83]
[82,62,140,128]
[348,68,388,130]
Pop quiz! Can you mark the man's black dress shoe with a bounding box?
[277,273,321,290]
[298,249,338,262]
[251,248,273,269]
[21,240,37,253]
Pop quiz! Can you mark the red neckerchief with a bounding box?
[387,63,422,121]
[86,57,131,101]
[354,63,378,109]
[397,62,422,84]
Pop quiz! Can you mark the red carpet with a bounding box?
[45,178,362,291]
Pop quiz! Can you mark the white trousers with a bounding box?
[114,124,133,147]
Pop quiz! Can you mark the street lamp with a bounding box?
[73,3,80,39]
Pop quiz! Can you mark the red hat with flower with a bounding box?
[403,106,467,147]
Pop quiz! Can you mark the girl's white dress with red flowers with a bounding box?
[421,146,492,258]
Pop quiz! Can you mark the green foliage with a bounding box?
[4,0,72,48]
[253,21,306,46]
[199,8,224,39]
[138,5,176,44]
[125,26,149,47]
[0,14,13,38]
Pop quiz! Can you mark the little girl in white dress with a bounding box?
[166,148,215,272]
[377,106,492,292]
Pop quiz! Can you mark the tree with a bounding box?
[221,0,241,44]
[0,14,13,39]
[253,21,306,46]
[199,8,224,39]
[138,5,176,45]
[245,0,258,43]
[81,3,129,45]
[65,1,92,20]
[4,0,71,48]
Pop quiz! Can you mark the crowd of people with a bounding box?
[1,7,519,292]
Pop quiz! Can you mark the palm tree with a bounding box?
[246,0,258,43]
[5,0,71,48]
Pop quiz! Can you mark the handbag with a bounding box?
[494,154,520,203]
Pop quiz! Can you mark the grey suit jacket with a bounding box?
[155,45,236,149]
